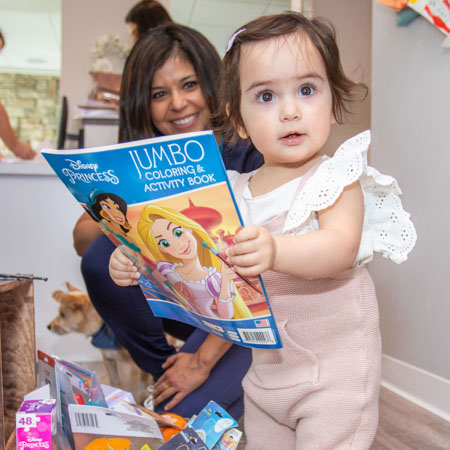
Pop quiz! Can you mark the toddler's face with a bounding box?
[237,32,334,168]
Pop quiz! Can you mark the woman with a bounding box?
[73,24,263,418]
[125,0,173,45]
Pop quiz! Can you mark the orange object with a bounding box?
[159,413,187,442]
[376,0,408,11]
[84,437,130,449]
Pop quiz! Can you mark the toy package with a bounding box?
[68,404,165,449]
[212,428,242,450]
[186,401,238,449]
[36,350,57,399]
[159,426,207,449]
[100,384,140,415]
[16,399,57,450]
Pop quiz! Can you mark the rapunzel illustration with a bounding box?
[138,204,252,320]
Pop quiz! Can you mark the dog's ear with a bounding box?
[52,290,89,310]
[65,281,82,293]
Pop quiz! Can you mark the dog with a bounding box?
[47,281,154,403]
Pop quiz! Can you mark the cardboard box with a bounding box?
[16,399,56,449]
[68,404,164,449]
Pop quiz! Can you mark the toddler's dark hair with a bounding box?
[218,11,368,143]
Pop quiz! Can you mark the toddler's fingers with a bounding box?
[228,251,260,269]
[233,225,259,243]
[227,238,257,259]
[233,263,263,277]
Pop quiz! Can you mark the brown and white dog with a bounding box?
[47,281,153,403]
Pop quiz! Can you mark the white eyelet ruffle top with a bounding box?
[229,130,417,266]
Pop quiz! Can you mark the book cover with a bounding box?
[42,131,281,349]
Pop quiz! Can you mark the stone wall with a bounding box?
[0,73,59,156]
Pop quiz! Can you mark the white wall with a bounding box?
[60,0,136,139]
[370,3,450,418]
[309,0,371,155]
[0,164,101,362]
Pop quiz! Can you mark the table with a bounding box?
[82,117,119,148]
[0,279,36,449]
[76,103,119,148]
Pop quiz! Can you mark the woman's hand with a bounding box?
[226,225,277,276]
[152,335,232,411]
[152,352,210,411]
[109,248,140,286]
[12,141,36,160]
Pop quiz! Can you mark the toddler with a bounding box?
[219,12,416,450]
[109,12,417,449]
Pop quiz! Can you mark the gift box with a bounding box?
[16,399,57,449]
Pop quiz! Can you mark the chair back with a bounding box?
[56,96,84,149]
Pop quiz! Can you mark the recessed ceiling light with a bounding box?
[26,57,47,64]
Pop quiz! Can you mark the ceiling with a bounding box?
[0,0,61,75]
[170,0,291,57]
[0,0,291,76]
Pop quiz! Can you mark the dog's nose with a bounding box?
[47,324,51,330]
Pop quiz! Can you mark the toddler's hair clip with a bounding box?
[226,28,246,52]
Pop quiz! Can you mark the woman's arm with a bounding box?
[228,181,364,279]
[0,101,36,160]
[73,212,103,256]
[152,334,233,411]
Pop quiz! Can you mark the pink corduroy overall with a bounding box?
[232,170,381,450]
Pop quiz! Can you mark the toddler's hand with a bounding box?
[226,226,276,276]
[109,248,140,286]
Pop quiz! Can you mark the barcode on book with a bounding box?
[74,412,99,429]
[237,327,276,344]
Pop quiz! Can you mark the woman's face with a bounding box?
[152,218,198,260]
[150,54,211,136]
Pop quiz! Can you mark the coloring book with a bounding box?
[42,131,281,349]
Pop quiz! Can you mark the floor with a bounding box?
[372,388,450,450]
[84,360,450,449]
